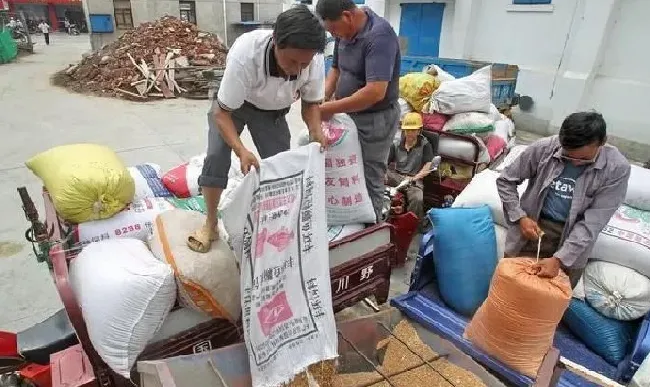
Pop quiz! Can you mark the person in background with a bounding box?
[38,20,50,45]
[64,18,71,34]
[497,112,630,287]
[7,17,17,29]
[315,0,401,222]
[386,112,434,221]
[186,5,328,253]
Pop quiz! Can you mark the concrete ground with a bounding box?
[0,34,313,332]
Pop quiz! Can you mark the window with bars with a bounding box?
[180,1,196,24]
[512,0,552,4]
[240,3,254,22]
[113,0,133,28]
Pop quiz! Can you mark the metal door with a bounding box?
[399,3,445,56]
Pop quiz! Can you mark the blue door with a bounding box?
[399,3,445,56]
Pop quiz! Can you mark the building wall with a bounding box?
[376,0,650,157]
[82,0,283,50]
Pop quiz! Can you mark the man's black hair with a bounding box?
[316,0,357,21]
[559,111,607,149]
[274,5,326,52]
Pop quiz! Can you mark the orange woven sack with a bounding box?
[464,258,572,378]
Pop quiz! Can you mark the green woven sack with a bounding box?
[0,29,17,64]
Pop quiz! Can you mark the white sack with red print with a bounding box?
[69,197,174,245]
[321,114,376,225]
[220,143,337,387]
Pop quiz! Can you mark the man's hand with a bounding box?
[519,216,543,241]
[237,148,259,175]
[390,205,404,215]
[310,129,328,152]
[531,257,562,278]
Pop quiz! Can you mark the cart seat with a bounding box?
[17,309,78,365]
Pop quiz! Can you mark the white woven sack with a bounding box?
[219,152,245,212]
[422,64,455,82]
[572,275,586,300]
[429,65,492,114]
[72,197,174,245]
[69,239,176,377]
[494,117,515,144]
[592,205,650,277]
[328,223,365,243]
[626,165,650,211]
[583,261,650,321]
[398,98,413,119]
[221,144,337,387]
[437,135,491,164]
[494,223,507,260]
[150,209,241,322]
[452,169,528,227]
[302,114,375,225]
[128,163,171,200]
[495,145,527,172]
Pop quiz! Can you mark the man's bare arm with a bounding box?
[301,101,322,136]
[413,162,433,181]
[324,67,339,101]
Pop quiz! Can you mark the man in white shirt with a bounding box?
[187,5,328,253]
[38,20,50,45]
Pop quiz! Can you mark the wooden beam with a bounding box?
[559,357,625,387]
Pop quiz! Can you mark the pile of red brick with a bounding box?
[58,16,227,100]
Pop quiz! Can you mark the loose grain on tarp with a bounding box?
[333,319,486,387]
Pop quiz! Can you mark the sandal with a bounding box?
[187,225,219,253]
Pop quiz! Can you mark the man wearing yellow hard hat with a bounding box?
[386,112,435,220]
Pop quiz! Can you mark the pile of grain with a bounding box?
[55,16,227,100]
[333,320,486,387]
[286,360,336,387]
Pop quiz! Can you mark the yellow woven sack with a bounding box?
[398,73,441,112]
[26,144,135,223]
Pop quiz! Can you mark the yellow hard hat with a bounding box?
[401,112,423,130]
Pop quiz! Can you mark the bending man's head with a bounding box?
[273,5,326,76]
[316,0,362,40]
[559,111,607,166]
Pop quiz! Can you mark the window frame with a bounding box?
[113,0,133,29]
[179,0,196,24]
[240,2,255,22]
[512,0,552,4]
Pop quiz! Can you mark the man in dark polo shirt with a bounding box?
[316,0,401,222]
[386,112,434,220]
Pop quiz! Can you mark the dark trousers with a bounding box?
[517,218,583,288]
[44,33,49,45]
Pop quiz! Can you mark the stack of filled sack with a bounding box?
[453,149,650,368]
[26,144,241,378]
[397,65,516,168]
